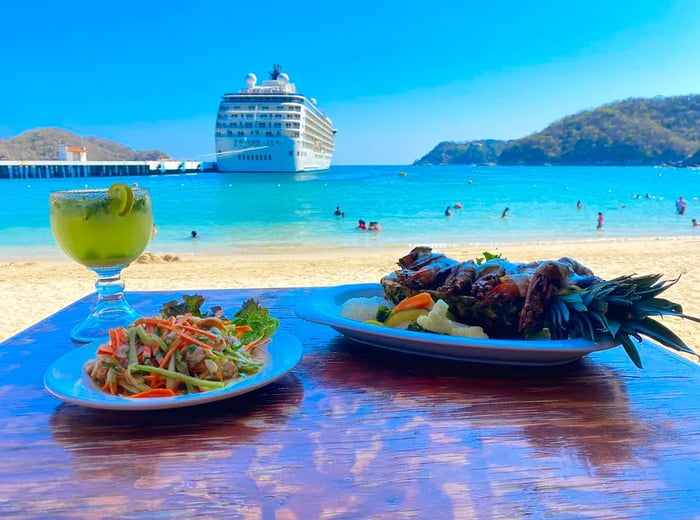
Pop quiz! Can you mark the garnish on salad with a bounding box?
[85,295,280,397]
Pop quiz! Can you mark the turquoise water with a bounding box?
[2,165,699,259]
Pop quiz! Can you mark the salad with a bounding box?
[85,295,279,398]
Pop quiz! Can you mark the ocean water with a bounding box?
[1,165,699,260]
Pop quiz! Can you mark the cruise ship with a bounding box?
[214,64,336,172]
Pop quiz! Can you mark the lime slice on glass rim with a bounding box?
[107,183,135,216]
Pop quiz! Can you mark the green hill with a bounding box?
[412,139,510,166]
[415,95,700,166]
[0,128,170,161]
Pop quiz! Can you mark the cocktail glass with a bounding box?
[49,185,153,343]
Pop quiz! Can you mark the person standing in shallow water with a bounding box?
[596,212,604,231]
[676,196,687,215]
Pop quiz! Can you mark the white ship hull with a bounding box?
[215,138,332,173]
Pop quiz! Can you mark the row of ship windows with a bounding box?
[216,122,300,129]
[236,150,307,161]
[223,96,303,104]
[222,104,302,112]
[238,154,273,161]
[221,98,329,121]
[231,97,326,120]
[217,130,301,138]
[216,130,299,139]
[219,113,301,120]
[230,139,281,146]
[216,123,331,142]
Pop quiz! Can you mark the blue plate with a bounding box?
[296,283,619,366]
[44,330,303,410]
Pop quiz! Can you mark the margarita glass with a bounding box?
[49,184,153,343]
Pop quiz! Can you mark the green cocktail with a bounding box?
[49,184,154,343]
[50,189,152,268]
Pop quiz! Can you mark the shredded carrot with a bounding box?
[159,340,182,369]
[391,292,434,314]
[194,317,227,331]
[150,321,214,350]
[235,324,253,339]
[96,344,114,356]
[116,328,128,344]
[244,336,270,352]
[129,388,177,398]
[143,375,166,388]
[108,328,120,349]
[171,329,213,350]
[179,324,220,340]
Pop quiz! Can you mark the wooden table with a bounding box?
[1,287,699,519]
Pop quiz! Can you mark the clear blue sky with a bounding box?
[2,0,699,164]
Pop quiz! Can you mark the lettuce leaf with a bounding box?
[160,294,222,318]
[231,298,280,343]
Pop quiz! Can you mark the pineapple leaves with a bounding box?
[625,317,696,356]
[617,334,643,369]
[631,298,683,318]
[557,291,588,312]
[605,318,622,337]
[550,271,698,367]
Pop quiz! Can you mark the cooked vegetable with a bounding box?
[375,305,392,322]
[390,292,434,314]
[384,308,430,328]
[407,322,426,332]
[417,299,489,338]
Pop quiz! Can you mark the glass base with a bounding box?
[70,299,142,344]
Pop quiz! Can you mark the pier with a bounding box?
[0,160,206,180]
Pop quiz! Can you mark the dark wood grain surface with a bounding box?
[1,287,699,519]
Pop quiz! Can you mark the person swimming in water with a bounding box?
[444,206,452,217]
[334,206,344,217]
[501,207,510,218]
[357,219,367,230]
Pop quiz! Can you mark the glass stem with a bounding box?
[70,264,141,343]
[92,265,127,311]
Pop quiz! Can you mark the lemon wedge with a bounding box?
[107,183,135,216]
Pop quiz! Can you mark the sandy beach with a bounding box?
[2,238,699,362]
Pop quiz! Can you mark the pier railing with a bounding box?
[0,160,205,180]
